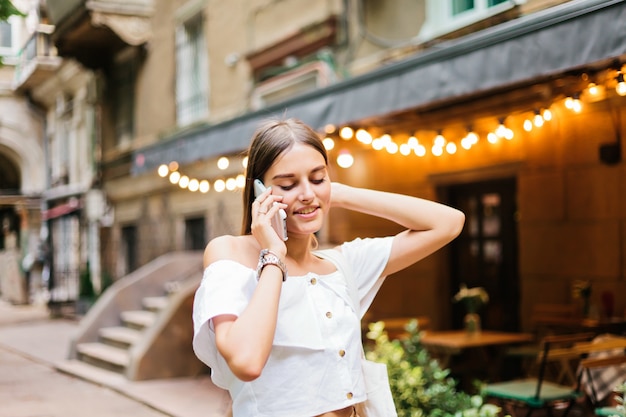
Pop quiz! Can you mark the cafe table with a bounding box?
[420,330,535,383]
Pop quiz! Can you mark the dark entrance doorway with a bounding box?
[446,177,519,331]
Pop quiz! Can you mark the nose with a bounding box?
[299,180,315,202]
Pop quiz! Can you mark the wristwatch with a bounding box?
[256,249,288,281]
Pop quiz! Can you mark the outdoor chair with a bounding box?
[482,333,593,417]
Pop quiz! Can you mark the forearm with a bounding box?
[332,183,463,234]
[331,183,465,275]
[215,265,283,381]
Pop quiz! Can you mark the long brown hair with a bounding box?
[241,118,328,235]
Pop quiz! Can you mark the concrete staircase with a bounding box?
[64,251,207,380]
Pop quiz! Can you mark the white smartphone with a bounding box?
[253,179,288,241]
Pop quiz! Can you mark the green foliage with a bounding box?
[612,381,626,417]
[364,320,502,417]
[0,0,24,22]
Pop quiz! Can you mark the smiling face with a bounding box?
[263,143,331,238]
[241,118,329,236]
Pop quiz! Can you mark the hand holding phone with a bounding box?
[254,179,288,241]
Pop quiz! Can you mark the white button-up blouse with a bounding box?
[192,236,393,417]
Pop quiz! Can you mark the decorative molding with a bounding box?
[91,12,152,45]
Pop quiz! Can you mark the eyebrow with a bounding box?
[271,165,327,180]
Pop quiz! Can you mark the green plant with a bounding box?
[364,320,502,417]
[612,381,626,417]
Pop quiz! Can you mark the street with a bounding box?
[0,347,168,417]
[0,300,231,417]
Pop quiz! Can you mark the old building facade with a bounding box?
[3,0,625,332]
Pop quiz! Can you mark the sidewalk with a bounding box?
[0,299,231,417]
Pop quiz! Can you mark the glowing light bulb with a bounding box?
[242,156,248,168]
[588,83,599,96]
[543,109,552,121]
[415,144,426,157]
[339,127,354,140]
[533,113,544,127]
[214,179,226,192]
[523,120,533,132]
[487,132,498,144]
[217,157,229,170]
[616,74,626,96]
[199,180,210,193]
[467,132,478,145]
[432,145,443,156]
[461,137,472,150]
[226,178,237,191]
[236,174,246,188]
[372,138,384,151]
[434,134,446,147]
[407,136,418,148]
[337,150,354,168]
[169,171,181,184]
[188,179,199,192]
[178,175,190,188]
[386,142,398,154]
[158,164,169,177]
[496,123,507,138]
[400,143,411,156]
[323,137,335,150]
[355,129,372,144]
[168,161,179,171]
[446,142,457,154]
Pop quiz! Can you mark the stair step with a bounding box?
[142,296,169,312]
[99,326,143,348]
[76,342,130,373]
[120,310,157,330]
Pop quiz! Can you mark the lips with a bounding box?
[294,206,319,215]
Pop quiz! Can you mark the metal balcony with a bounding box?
[46,0,154,68]
[13,27,62,93]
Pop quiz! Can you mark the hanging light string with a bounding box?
[159,69,624,192]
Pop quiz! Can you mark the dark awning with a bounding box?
[132,0,626,175]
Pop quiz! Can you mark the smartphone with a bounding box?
[253,179,288,241]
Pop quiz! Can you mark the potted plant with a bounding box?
[453,284,489,335]
[364,319,502,417]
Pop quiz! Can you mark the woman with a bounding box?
[192,118,465,417]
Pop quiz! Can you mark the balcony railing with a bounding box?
[13,28,62,92]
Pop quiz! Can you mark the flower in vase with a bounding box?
[453,283,489,314]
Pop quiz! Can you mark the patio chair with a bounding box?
[482,333,592,417]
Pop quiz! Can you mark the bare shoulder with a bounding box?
[203,235,258,268]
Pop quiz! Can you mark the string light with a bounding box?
[217,157,229,170]
[336,150,354,168]
[339,126,354,140]
[355,128,372,144]
[616,73,626,96]
[323,137,335,150]
[159,69,623,190]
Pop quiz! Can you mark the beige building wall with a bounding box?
[103,0,624,331]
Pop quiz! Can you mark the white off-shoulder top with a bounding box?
[192,236,393,417]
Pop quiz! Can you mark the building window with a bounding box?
[452,0,474,15]
[175,13,208,126]
[0,18,17,59]
[185,216,206,250]
[421,0,521,41]
[112,51,138,146]
[0,21,12,48]
[121,224,138,275]
[452,0,510,15]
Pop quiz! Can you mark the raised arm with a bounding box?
[330,183,465,276]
